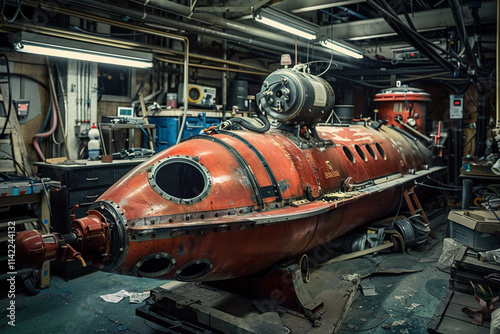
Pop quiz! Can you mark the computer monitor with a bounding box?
[117,107,134,117]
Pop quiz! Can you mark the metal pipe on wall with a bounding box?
[153,55,269,76]
[78,61,82,124]
[222,39,228,121]
[497,1,499,125]
[17,0,191,144]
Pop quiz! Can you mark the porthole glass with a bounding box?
[365,144,376,159]
[342,146,355,163]
[375,143,386,160]
[148,156,212,204]
[354,144,367,162]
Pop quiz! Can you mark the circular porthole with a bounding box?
[148,156,212,204]
[174,259,212,281]
[375,143,386,160]
[342,146,355,163]
[365,144,376,159]
[133,253,176,278]
[354,144,367,162]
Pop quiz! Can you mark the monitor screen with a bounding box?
[117,107,134,117]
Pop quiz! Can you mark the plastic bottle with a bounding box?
[88,123,100,159]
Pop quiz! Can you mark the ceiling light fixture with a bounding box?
[320,39,364,59]
[11,32,153,68]
[253,7,319,40]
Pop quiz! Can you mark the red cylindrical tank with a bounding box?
[374,87,431,134]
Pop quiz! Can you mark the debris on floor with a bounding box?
[100,290,150,304]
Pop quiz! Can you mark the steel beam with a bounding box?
[318,1,497,41]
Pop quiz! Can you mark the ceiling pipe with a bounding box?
[68,0,360,70]
[154,55,270,76]
[128,0,362,67]
[337,6,368,20]
[447,0,475,66]
[61,0,350,68]
[10,0,282,68]
[130,0,303,47]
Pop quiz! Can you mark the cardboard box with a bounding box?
[448,210,500,251]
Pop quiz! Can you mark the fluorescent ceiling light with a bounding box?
[253,7,319,40]
[12,32,153,68]
[320,39,364,59]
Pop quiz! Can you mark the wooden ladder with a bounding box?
[403,185,436,238]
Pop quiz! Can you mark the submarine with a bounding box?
[16,66,443,283]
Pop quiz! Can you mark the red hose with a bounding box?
[32,88,58,162]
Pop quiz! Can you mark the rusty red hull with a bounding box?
[71,123,439,281]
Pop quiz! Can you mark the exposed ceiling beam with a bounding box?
[319,1,497,41]
[275,0,366,13]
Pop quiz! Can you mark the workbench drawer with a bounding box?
[69,186,110,207]
[66,168,115,190]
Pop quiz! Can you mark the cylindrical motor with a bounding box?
[257,69,335,125]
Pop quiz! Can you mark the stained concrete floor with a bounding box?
[1,210,453,334]
[336,211,452,334]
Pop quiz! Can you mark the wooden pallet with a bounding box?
[428,290,492,334]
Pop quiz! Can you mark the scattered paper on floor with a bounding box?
[99,290,150,303]
[129,292,150,303]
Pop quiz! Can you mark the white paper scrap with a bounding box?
[129,292,150,304]
[100,290,130,303]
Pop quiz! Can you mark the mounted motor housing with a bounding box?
[257,69,335,125]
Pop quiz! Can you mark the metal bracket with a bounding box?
[189,0,199,17]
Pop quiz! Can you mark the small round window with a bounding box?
[148,156,212,204]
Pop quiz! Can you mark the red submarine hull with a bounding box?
[52,122,440,282]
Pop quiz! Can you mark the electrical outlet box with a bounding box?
[13,99,30,118]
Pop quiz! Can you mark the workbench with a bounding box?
[0,175,60,292]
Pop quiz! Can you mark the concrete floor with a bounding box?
[330,211,451,334]
[1,210,452,334]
